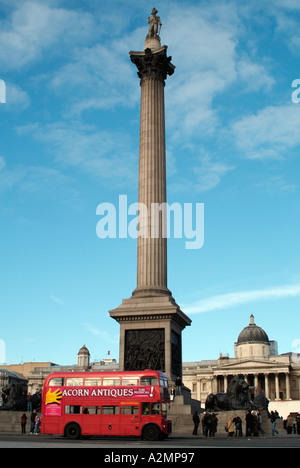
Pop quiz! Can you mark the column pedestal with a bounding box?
[110,293,191,382]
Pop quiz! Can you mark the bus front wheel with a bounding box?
[143,424,160,441]
[65,422,81,440]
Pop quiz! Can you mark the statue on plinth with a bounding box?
[205,375,269,411]
[147,8,162,38]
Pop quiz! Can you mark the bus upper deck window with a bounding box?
[141,376,158,386]
[85,379,102,386]
[122,378,139,386]
[102,378,120,386]
[49,377,64,387]
[66,378,83,386]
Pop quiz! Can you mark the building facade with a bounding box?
[3,315,300,417]
[183,315,300,407]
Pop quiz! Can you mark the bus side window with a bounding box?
[85,379,102,386]
[102,378,120,386]
[122,378,139,386]
[66,378,83,386]
[102,406,119,415]
[65,405,81,414]
[121,406,139,415]
[83,406,100,415]
[142,402,150,415]
[151,403,161,415]
[141,377,158,386]
[49,378,64,387]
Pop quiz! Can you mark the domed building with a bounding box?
[77,344,90,369]
[234,314,275,360]
[182,315,300,416]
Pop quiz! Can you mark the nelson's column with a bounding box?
[109,9,191,383]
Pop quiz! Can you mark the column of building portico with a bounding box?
[211,372,292,401]
[196,379,201,402]
[264,373,270,400]
[275,373,280,400]
[285,372,291,400]
[264,372,291,400]
[254,373,259,391]
[224,375,229,393]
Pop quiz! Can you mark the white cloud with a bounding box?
[17,122,138,185]
[231,104,300,160]
[193,155,235,192]
[164,6,238,137]
[0,1,94,70]
[254,174,296,194]
[50,294,65,305]
[81,322,118,344]
[183,283,300,315]
[237,58,275,92]
[163,4,275,141]
[49,42,138,115]
[4,83,30,110]
[0,155,77,201]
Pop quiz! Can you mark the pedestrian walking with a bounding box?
[270,411,279,436]
[21,413,27,434]
[192,411,200,435]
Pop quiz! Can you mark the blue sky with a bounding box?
[0,0,300,366]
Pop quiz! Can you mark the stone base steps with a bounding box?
[0,407,285,436]
[170,408,285,436]
[0,411,27,433]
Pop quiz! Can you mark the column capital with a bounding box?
[130,46,175,83]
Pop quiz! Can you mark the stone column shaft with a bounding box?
[275,373,280,400]
[136,75,167,294]
[129,46,175,297]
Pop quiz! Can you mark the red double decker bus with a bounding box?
[41,370,172,441]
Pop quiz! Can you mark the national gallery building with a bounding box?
[3,315,300,416]
[183,315,300,414]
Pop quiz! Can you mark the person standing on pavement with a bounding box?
[21,413,27,434]
[175,376,182,396]
[270,411,279,436]
[30,410,37,434]
[192,411,200,435]
[226,416,235,437]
